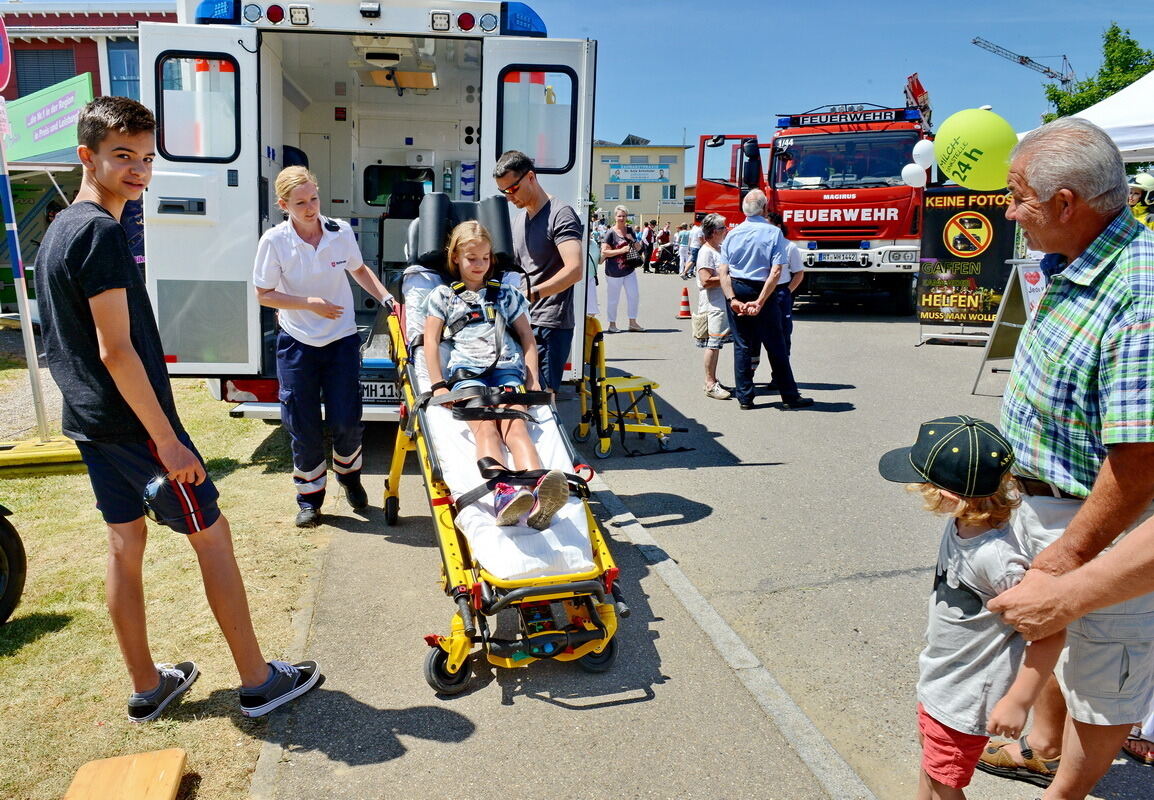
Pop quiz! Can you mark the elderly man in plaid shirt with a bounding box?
[973,117,1154,798]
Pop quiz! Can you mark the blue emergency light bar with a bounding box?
[195,0,240,24]
[776,108,920,128]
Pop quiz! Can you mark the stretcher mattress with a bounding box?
[404,267,595,581]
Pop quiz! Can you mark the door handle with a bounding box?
[157,197,206,215]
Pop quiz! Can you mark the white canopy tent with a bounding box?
[1074,70,1154,163]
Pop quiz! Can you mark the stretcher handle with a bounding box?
[485,580,607,615]
[456,595,477,636]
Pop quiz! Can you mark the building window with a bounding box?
[625,184,641,201]
[603,184,620,201]
[108,39,140,100]
[601,155,619,163]
[14,50,75,96]
[662,185,678,200]
[659,155,678,165]
[629,155,649,164]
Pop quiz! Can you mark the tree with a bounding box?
[1043,23,1154,122]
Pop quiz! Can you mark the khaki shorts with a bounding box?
[1012,495,1154,726]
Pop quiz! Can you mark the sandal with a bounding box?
[1122,727,1154,766]
[974,735,1060,788]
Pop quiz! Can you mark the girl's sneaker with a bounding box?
[527,470,569,530]
[493,482,534,526]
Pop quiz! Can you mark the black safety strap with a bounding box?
[455,464,592,512]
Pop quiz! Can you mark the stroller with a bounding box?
[651,241,680,274]
[383,193,628,694]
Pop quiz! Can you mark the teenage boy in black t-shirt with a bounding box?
[35,97,322,722]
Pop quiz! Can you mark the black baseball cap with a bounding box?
[878,415,1014,497]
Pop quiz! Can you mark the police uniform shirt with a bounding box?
[253,218,364,347]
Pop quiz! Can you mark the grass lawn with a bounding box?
[0,379,328,800]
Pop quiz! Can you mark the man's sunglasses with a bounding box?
[498,171,531,196]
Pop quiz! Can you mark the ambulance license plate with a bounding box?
[360,381,399,403]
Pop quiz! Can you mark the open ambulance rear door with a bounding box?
[478,36,595,382]
[139,22,261,376]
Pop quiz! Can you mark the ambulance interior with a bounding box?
[260,31,485,319]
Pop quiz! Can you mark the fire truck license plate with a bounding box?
[818,252,859,262]
[360,381,399,403]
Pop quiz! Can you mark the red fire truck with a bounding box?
[694,75,932,314]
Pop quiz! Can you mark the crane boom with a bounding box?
[971,37,1074,89]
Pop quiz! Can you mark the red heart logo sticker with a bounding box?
[1024,271,1041,285]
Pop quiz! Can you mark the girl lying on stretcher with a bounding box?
[423,221,569,530]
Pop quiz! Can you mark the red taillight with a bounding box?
[266,4,285,23]
[457,12,475,30]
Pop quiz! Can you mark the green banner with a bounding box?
[5,73,93,161]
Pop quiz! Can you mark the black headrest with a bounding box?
[409,193,515,275]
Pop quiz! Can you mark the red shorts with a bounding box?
[917,703,989,789]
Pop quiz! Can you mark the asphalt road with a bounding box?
[254,270,1151,799]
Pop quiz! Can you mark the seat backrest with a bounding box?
[408,193,515,279]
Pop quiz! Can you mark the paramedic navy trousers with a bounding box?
[276,330,364,510]
[726,277,800,406]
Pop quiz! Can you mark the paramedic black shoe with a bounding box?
[343,480,369,511]
[781,397,814,409]
[295,507,321,528]
[127,661,199,723]
[493,483,534,526]
[239,660,322,717]
[528,470,569,530]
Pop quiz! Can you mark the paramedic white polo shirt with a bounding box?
[253,218,363,347]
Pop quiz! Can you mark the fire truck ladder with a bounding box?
[971,37,1075,90]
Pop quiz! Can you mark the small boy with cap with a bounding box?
[879,416,1065,800]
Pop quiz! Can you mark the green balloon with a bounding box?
[933,109,1017,191]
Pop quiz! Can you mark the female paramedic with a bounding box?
[253,166,391,528]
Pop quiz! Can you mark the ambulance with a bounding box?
[139,0,596,420]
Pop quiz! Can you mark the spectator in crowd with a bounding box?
[657,221,672,246]
[716,189,812,410]
[977,117,1154,798]
[600,205,644,333]
[640,219,655,272]
[693,213,732,400]
[494,150,585,396]
[676,223,691,277]
[685,212,705,278]
[766,212,805,357]
[1127,173,1154,231]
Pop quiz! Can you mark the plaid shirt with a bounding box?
[1001,210,1154,497]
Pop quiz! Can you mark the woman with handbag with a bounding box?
[600,205,645,332]
[693,213,733,399]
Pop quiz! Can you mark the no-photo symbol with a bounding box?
[943,211,992,258]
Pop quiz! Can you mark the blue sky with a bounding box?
[529,0,1154,153]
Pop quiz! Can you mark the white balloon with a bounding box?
[912,139,936,169]
[902,162,928,188]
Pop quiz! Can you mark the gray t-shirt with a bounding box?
[917,519,1030,736]
[511,198,583,329]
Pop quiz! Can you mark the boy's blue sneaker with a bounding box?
[493,482,534,526]
[527,470,569,530]
[127,661,199,723]
[239,660,322,717]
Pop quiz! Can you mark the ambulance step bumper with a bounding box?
[228,402,401,423]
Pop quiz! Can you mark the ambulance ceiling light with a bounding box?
[501,2,547,37]
[194,0,240,24]
[266,4,285,23]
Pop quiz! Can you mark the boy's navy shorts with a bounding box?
[77,431,221,535]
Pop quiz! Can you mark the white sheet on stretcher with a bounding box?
[404,267,595,582]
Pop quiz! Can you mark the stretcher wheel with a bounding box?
[384,495,399,526]
[424,647,471,695]
[593,439,612,459]
[571,423,591,443]
[576,636,618,673]
[658,436,672,451]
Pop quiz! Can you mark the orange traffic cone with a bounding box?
[676,286,692,319]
